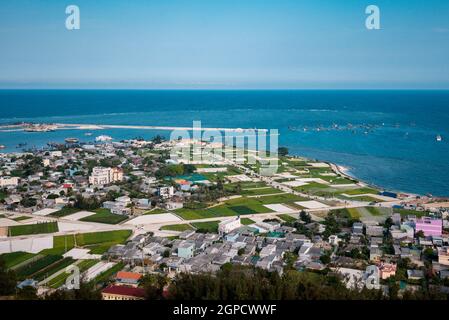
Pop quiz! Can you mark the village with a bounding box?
[1,136,449,300]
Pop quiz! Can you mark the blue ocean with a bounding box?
[0,90,448,196]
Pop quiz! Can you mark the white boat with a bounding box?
[95,135,113,142]
[436,135,442,142]
[84,132,93,136]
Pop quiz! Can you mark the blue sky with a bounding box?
[0,0,448,89]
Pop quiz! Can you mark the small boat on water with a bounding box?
[84,132,93,136]
[65,138,79,143]
[0,145,5,149]
[436,135,442,142]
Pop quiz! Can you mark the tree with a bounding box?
[278,147,289,157]
[300,210,312,223]
[415,230,425,238]
[140,274,168,300]
[0,258,16,296]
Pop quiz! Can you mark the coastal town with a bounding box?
[1,134,449,300]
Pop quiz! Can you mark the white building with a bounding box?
[0,176,19,187]
[89,167,123,186]
[158,186,174,199]
[218,217,241,235]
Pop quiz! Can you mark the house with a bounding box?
[328,235,341,246]
[89,167,123,186]
[352,222,364,235]
[369,245,383,262]
[0,176,19,187]
[163,201,183,210]
[101,285,145,300]
[218,217,241,235]
[407,269,424,280]
[415,217,443,237]
[366,225,384,237]
[158,186,174,199]
[177,241,195,259]
[115,271,142,287]
[438,247,449,266]
[378,262,397,279]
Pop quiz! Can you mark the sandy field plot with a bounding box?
[33,208,59,216]
[295,200,329,209]
[58,221,96,232]
[125,213,182,225]
[63,248,91,259]
[264,204,296,213]
[64,211,96,221]
[307,162,330,168]
[296,178,330,184]
[0,218,20,227]
[0,236,53,254]
[282,180,309,187]
[84,261,116,281]
[275,172,298,179]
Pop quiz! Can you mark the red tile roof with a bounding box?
[116,271,142,281]
[102,285,145,298]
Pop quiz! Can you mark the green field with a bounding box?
[33,257,75,282]
[346,208,361,219]
[393,208,428,218]
[277,214,297,223]
[240,218,255,225]
[15,255,62,279]
[0,251,36,269]
[343,187,379,195]
[240,187,284,196]
[41,230,132,256]
[174,194,307,220]
[80,209,128,224]
[191,221,220,233]
[12,216,32,222]
[50,207,81,217]
[144,208,167,215]
[9,221,59,236]
[160,224,194,232]
[47,259,98,288]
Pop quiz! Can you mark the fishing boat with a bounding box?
[0,145,5,149]
[65,137,79,143]
[436,135,442,142]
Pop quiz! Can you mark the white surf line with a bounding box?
[54,123,270,133]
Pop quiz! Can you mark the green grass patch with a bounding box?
[241,218,255,225]
[277,214,297,223]
[160,224,194,232]
[47,259,98,288]
[50,207,81,218]
[11,216,32,222]
[393,208,428,218]
[41,230,132,256]
[144,208,167,215]
[347,208,361,219]
[9,221,58,236]
[191,221,220,233]
[16,255,62,279]
[0,251,36,269]
[33,257,75,282]
[240,187,284,196]
[343,187,379,195]
[365,207,384,216]
[80,209,127,224]
[229,205,258,215]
